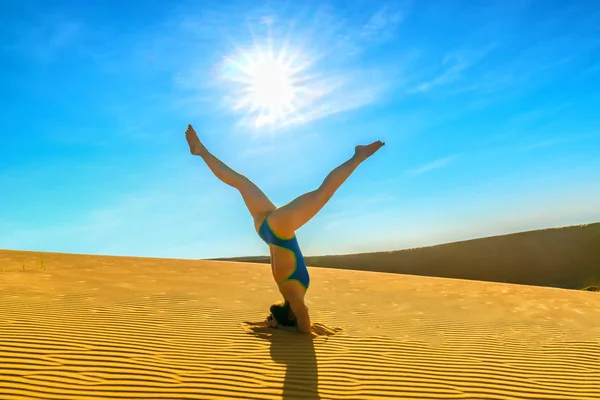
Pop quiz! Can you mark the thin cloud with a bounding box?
[408,154,460,175]
[507,103,571,128]
[360,4,406,42]
[449,36,596,97]
[237,144,277,159]
[403,3,597,99]
[2,12,83,62]
[520,133,599,151]
[409,57,469,93]
[408,44,498,94]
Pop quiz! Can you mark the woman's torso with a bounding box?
[255,213,309,291]
[269,244,298,283]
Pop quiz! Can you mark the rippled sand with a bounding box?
[1,250,599,399]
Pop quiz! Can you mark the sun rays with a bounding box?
[213,14,387,132]
[221,44,312,128]
[228,48,300,126]
[218,23,320,129]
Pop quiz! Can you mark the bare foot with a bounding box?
[185,124,206,156]
[354,140,385,161]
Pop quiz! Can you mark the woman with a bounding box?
[185,124,384,333]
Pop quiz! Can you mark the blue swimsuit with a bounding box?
[258,218,310,291]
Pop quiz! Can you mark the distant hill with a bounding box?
[211,223,600,290]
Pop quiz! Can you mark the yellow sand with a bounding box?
[1,249,599,399]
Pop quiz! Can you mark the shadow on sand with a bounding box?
[242,322,341,399]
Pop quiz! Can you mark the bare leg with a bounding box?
[185,125,276,227]
[268,141,385,236]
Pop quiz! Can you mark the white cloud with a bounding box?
[520,133,599,151]
[236,144,278,159]
[506,104,572,129]
[2,12,83,62]
[361,4,405,42]
[410,58,469,93]
[408,154,460,175]
[408,43,499,94]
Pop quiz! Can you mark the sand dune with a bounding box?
[215,223,600,290]
[1,249,599,399]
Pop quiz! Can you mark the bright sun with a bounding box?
[245,56,296,125]
[222,42,310,128]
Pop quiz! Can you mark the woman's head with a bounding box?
[269,300,297,327]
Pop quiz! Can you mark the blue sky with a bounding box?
[1,0,599,259]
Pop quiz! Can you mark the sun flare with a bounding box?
[221,42,311,128]
[246,56,295,116]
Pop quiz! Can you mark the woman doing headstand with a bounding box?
[185,124,384,333]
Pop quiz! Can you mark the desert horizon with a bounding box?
[4,222,599,290]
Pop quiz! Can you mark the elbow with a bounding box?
[289,299,312,333]
[297,321,311,334]
[293,312,311,334]
[296,312,312,333]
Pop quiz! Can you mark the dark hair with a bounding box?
[270,300,297,327]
